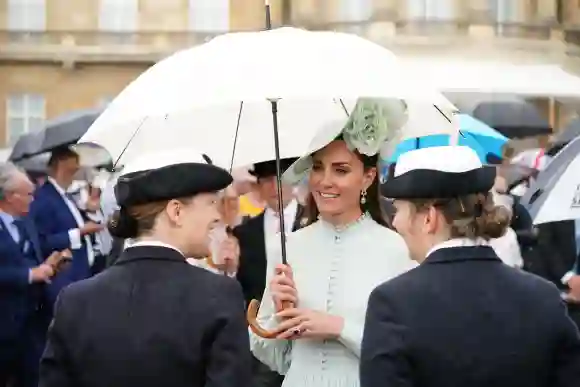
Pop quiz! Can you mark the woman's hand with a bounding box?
[270,264,298,312]
[274,308,344,340]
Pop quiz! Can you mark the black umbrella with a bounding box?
[546,118,580,156]
[472,101,552,139]
[15,153,50,174]
[8,131,44,161]
[36,108,103,156]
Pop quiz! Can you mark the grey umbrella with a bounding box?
[36,108,103,155]
[546,118,580,156]
[8,131,44,161]
[472,101,552,139]
[15,153,50,174]
[500,164,539,191]
[520,136,580,224]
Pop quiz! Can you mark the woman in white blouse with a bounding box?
[250,135,415,387]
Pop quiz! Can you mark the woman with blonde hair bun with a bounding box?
[361,145,580,387]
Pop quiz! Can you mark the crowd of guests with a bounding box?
[0,135,579,386]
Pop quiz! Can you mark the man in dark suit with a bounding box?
[560,219,580,328]
[361,146,580,387]
[234,158,304,307]
[234,158,305,387]
[0,163,63,387]
[29,147,104,305]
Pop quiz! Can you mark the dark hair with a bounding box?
[408,193,510,240]
[48,147,79,168]
[108,197,193,239]
[301,139,391,229]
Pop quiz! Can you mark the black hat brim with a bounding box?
[250,158,298,178]
[381,167,496,199]
[116,163,232,206]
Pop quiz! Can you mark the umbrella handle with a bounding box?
[205,254,218,268]
[247,299,293,339]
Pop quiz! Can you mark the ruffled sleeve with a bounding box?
[338,318,364,357]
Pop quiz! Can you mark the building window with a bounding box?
[338,0,373,22]
[188,0,230,33]
[7,0,46,42]
[6,94,45,146]
[98,0,138,43]
[492,0,519,22]
[407,0,454,20]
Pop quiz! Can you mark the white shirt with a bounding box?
[128,240,184,256]
[263,199,299,236]
[264,200,299,273]
[48,177,95,266]
[426,238,485,258]
[489,228,523,268]
[250,215,415,387]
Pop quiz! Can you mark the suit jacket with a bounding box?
[39,245,252,387]
[234,205,305,306]
[360,246,580,387]
[30,181,92,305]
[0,215,46,345]
[525,220,577,290]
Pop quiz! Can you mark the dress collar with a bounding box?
[317,212,371,236]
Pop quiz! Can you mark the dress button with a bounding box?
[334,235,340,242]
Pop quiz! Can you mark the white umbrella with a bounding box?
[520,137,580,224]
[80,27,457,169]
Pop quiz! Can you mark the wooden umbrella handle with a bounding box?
[247,299,293,339]
[205,254,218,268]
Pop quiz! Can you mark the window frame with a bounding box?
[5,94,46,146]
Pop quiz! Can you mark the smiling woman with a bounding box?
[249,103,414,387]
[302,136,389,229]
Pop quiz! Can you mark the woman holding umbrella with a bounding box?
[249,99,415,387]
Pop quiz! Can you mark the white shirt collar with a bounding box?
[264,199,299,235]
[47,177,68,196]
[127,240,184,257]
[426,237,488,259]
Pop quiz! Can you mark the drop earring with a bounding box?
[360,189,367,205]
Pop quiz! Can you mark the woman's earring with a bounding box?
[360,189,367,205]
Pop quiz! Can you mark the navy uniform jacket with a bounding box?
[360,245,580,387]
[39,245,252,387]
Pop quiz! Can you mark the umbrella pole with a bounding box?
[248,0,292,339]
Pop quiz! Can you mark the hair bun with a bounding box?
[107,207,138,239]
[476,204,511,240]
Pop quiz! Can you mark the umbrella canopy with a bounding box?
[472,101,551,139]
[8,131,44,161]
[80,27,456,169]
[387,114,508,163]
[520,137,580,224]
[38,108,102,155]
[501,164,539,191]
[14,153,50,174]
[547,118,580,156]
